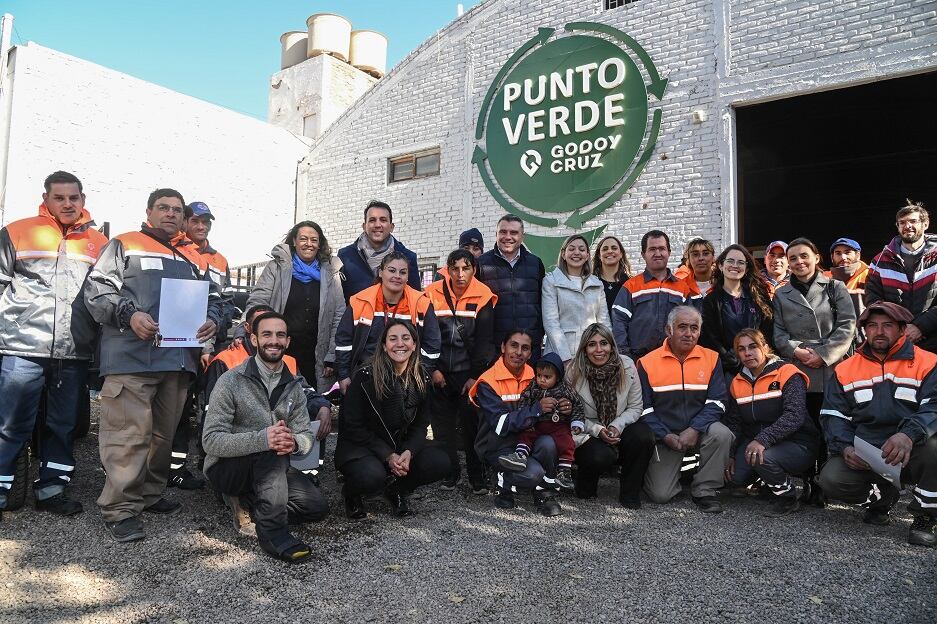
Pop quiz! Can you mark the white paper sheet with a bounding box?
[290,421,321,472]
[157,278,209,348]
[854,435,902,490]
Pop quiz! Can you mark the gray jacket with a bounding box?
[202,356,313,472]
[772,272,857,392]
[246,243,345,389]
[0,206,109,360]
[83,227,224,376]
[570,354,643,447]
[541,268,611,361]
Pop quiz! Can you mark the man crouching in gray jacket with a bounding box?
[202,311,329,563]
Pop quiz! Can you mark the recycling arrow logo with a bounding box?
[473,22,666,229]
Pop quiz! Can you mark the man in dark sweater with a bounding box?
[476,215,546,360]
[337,200,421,301]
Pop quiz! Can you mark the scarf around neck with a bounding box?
[357,232,396,275]
[586,357,622,426]
[291,254,321,283]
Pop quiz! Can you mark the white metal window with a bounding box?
[388,149,440,183]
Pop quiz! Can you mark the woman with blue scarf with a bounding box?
[247,221,346,392]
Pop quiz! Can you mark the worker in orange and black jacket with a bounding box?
[335,251,441,394]
[818,301,937,547]
[425,248,497,494]
[829,237,869,326]
[612,230,694,361]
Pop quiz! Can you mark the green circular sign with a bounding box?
[485,35,648,214]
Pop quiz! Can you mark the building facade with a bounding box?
[299,0,937,268]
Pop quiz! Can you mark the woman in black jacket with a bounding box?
[701,244,774,377]
[335,321,450,519]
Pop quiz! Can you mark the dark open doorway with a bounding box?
[736,70,937,262]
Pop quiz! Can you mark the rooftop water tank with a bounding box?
[349,29,388,78]
[279,31,308,69]
[306,13,351,62]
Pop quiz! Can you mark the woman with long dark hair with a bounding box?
[592,235,633,318]
[247,221,345,390]
[700,244,774,375]
[335,321,450,518]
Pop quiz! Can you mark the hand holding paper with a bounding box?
[157,278,209,347]
[853,435,903,489]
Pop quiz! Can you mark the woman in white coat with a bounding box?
[541,234,611,362]
[567,323,656,508]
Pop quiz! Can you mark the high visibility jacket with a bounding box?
[195,239,238,343]
[636,340,727,440]
[831,261,869,320]
[84,224,224,376]
[612,269,693,359]
[726,359,817,450]
[469,357,539,460]
[204,340,298,402]
[0,204,108,359]
[865,235,937,352]
[675,265,710,305]
[334,283,440,380]
[425,276,497,376]
[821,335,937,454]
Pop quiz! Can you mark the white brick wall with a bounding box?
[295,0,937,267]
[0,43,310,266]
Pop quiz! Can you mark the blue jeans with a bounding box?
[0,356,89,503]
[487,434,559,494]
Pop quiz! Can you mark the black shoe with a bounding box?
[468,477,489,495]
[168,467,206,490]
[35,493,83,516]
[439,477,458,491]
[692,496,723,514]
[908,515,937,547]
[343,489,367,520]
[555,468,575,491]
[862,507,891,526]
[534,492,563,517]
[806,481,826,508]
[278,542,312,563]
[384,491,414,517]
[105,517,145,543]
[619,495,642,510]
[764,496,800,517]
[494,489,516,509]
[143,498,182,515]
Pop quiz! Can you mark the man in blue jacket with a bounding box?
[337,200,421,301]
[477,215,546,361]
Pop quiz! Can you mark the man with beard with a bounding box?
[866,200,937,353]
[202,312,328,563]
[819,302,937,547]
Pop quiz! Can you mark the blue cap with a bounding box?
[188,201,215,220]
[830,237,860,253]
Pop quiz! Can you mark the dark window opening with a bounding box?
[605,0,639,9]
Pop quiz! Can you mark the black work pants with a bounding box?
[207,451,329,553]
[429,371,484,483]
[574,420,656,500]
[339,446,451,497]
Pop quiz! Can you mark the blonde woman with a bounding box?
[542,235,611,362]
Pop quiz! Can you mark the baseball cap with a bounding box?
[459,228,483,249]
[187,201,215,220]
[765,240,788,253]
[830,237,861,254]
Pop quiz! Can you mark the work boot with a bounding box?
[143,498,182,515]
[494,489,516,509]
[692,495,724,514]
[764,495,800,517]
[35,493,83,516]
[105,517,145,543]
[908,515,937,548]
[534,491,563,517]
[223,494,256,537]
[168,466,206,490]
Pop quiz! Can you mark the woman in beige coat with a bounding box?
[567,323,656,508]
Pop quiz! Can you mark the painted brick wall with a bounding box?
[1,43,310,266]
[299,0,937,268]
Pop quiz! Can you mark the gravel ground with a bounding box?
[1,404,936,624]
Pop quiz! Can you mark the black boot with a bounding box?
[533,490,562,517]
[343,487,367,520]
[384,489,414,517]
